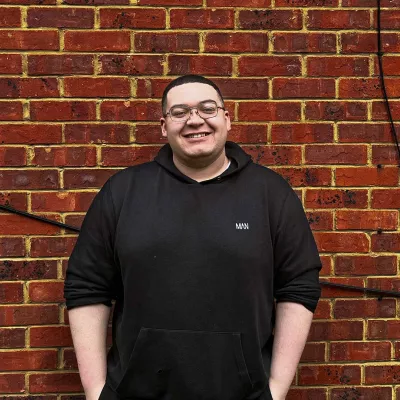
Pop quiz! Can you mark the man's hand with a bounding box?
[269,377,287,400]
[85,383,106,400]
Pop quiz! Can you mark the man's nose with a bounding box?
[186,108,205,124]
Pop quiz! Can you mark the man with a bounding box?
[64,74,322,400]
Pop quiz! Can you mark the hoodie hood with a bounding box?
[154,140,253,184]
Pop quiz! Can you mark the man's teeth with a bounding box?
[187,133,208,138]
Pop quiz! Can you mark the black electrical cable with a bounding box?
[377,0,400,165]
[1,0,399,299]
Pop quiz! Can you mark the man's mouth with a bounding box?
[184,132,212,139]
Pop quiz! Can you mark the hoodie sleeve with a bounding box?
[64,178,120,310]
[273,188,322,313]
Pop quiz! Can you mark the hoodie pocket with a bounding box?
[116,327,253,400]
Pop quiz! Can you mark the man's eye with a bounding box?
[171,109,187,117]
[200,106,216,113]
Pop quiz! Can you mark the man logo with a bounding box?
[236,223,249,230]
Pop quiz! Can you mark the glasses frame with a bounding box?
[164,100,226,123]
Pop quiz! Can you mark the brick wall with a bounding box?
[0,0,399,398]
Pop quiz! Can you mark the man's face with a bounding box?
[160,82,231,164]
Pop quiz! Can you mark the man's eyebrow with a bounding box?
[170,99,216,107]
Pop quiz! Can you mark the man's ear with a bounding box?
[225,111,231,132]
[160,117,168,138]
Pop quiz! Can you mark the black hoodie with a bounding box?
[64,141,322,400]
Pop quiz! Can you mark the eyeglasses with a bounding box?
[164,100,225,123]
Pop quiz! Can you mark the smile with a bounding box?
[184,132,212,139]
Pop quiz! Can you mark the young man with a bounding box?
[64,75,322,400]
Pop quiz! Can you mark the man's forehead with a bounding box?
[166,83,219,107]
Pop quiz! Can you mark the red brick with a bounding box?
[63,348,78,369]
[0,101,23,120]
[342,0,377,4]
[0,373,25,393]
[339,78,382,99]
[314,232,369,252]
[0,54,22,74]
[31,191,95,212]
[335,299,396,319]
[139,0,201,4]
[0,213,60,235]
[380,10,400,30]
[238,145,302,166]
[28,282,64,303]
[64,31,130,52]
[287,389,327,400]
[28,7,94,28]
[372,189,400,208]
[305,144,367,165]
[0,7,21,27]
[335,255,397,276]
[28,55,94,75]
[306,101,368,121]
[299,365,361,385]
[306,211,333,231]
[168,55,232,76]
[300,343,326,362]
[314,299,331,319]
[321,277,365,298]
[0,0,55,3]
[0,350,57,370]
[31,101,96,121]
[372,144,400,165]
[0,282,23,304]
[273,32,336,53]
[331,387,392,400]
[367,277,400,292]
[0,238,25,257]
[0,192,27,210]
[0,30,58,50]
[0,147,26,166]
[0,260,57,280]
[372,232,400,252]
[65,124,130,144]
[307,10,370,29]
[208,78,270,99]
[30,326,73,347]
[32,146,96,167]
[30,236,76,257]
[336,167,399,186]
[331,341,391,361]
[171,9,234,29]
[276,0,338,4]
[101,100,161,121]
[372,101,400,120]
[64,0,127,3]
[135,32,199,53]
[306,189,368,209]
[339,123,394,143]
[307,56,369,77]
[0,78,59,98]
[239,102,301,121]
[205,32,268,53]
[365,366,400,384]
[101,146,160,166]
[239,10,302,30]
[368,320,400,339]
[100,8,165,29]
[0,170,59,190]
[0,124,62,144]
[0,328,25,348]
[64,77,130,98]
[29,372,82,393]
[0,305,59,326]
[375,55,400,76]
[274,78,335,99]
[208,0,270,5]
[135,124,173,144]
[273,167,331,187]
[63,169,118,189]
[239,56,301,77]
[99,55,163,75]
[228,125,267,144]
[271,124,333,143]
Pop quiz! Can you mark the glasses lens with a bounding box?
[198,101,218,118]
[170,106,189,121]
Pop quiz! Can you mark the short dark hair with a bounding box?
[161,75,225,116]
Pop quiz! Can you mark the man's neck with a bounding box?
[173,151,230,182]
